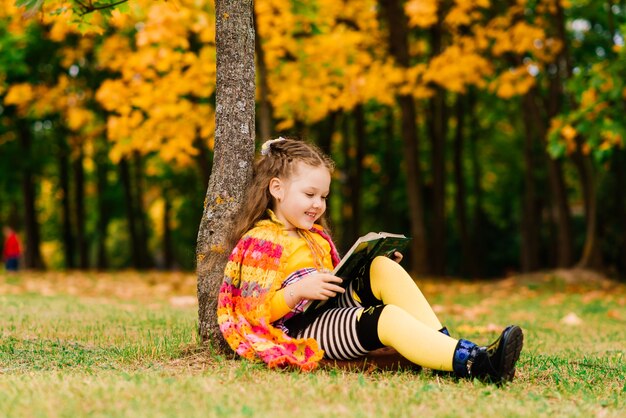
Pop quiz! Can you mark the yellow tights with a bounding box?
[367,256,456,371]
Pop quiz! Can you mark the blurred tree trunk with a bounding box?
[381,107,397,232]
[197,0,256,347]
[58,134,75,269]
[467,90,484,277]
[453,94,471,277]
[575,152,602,269]
[254,6,273,141]
[379,0,429,275]
[316,111,338,156]
[520,94,541,272]
[428,16,447,276]
[535,80,574,267]
[73,142,89,269]
[163,192,174,270]
[352,105,366,238]
[119,157,141,269]
[132,151,152,269]
[341,113,355,248]
[17,120,45,270]
[194,136,213,190]
[616,150,626,276]
[95,136,110,270]
[553,0,601,269]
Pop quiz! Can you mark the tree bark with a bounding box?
[520,95,541,272]
[352,105,366,238]
[381,107,396,231]
[467,90,484,277]
[132,151,152,269]
[95,136,110,270]
[453,94,471,277]
[17,120,45,270]
[428,17,447,277]
[575,152,602,269]
[379,0,429,275]
[554,0,599,269]
[119,157,141,269]
[58,134,75,269]
[254,5,273,140]
[73,142,89,269]
[163,192,173,270]
[197,0,256,347]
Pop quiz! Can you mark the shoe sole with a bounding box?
[498,325,524,383]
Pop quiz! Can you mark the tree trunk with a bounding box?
[194,136,213,190]
[95,136,110,270]
[254,5,273,140]
[58,134,75,269]
[18,120,45,270]
[197,0,256,347]
[575,153,602,269]
[379,0,429,275]
[352,105,366,238]
[73,142,89,269]
[554,0,599,269]
[467,90,484,277]
[453,94,471,277]
[381,107,396,231]
[341,113,354,248]
[132,151,152,269]
[428,17,447,277]
[520,95,541,272]
[119,157,141,269]
[524,85,574,268]
[163,192,174,270]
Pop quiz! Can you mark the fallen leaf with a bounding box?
[607,310,622,320]
[561,312,583,326]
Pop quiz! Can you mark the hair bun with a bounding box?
[260,137,286,156]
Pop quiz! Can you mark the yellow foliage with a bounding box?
[580,88,597,109]
[561,125,577,142]
[405,0,438,28]
[424,43,493,93]
[489,66,536,98]
[67,107,94,131]
[560,124,578,154]
[4,83,34,107]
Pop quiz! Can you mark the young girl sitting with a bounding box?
[217,138,523,383]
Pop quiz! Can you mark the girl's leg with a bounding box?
[297,304,524,382]
[363,256,443,330]
[373,305,456,371]
[296,305,455,370]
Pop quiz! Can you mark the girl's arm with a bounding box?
[268,273,345,322]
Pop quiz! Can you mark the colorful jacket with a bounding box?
[217,213,340,370]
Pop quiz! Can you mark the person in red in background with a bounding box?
[3,226,22,272]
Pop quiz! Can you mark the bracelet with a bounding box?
[289,290,296,307]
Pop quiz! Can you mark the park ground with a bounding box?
[1,269,625,417]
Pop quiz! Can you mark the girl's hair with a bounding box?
[228,138,335,249]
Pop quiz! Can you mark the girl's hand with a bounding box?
[289,272,345,302]
[392,251,403,263]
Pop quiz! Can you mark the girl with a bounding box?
[217,138,523,383]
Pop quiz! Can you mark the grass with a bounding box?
[1,269,625,417]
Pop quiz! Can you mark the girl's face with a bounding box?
[270,162,331,232]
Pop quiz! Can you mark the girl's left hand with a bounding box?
[392,251,403,263]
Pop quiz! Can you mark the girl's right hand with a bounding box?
[291,272,345,301]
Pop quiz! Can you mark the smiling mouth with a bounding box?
[305,211,317,219]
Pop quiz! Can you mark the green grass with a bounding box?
[1,270,625,417]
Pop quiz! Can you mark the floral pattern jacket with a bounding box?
[217,213,340,370]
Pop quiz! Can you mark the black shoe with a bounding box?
[469,325,524,384]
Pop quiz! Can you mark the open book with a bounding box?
[303,232,411,313]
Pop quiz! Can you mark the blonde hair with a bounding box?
[228,138,335,249]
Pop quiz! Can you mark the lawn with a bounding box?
[1,270,625,417]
